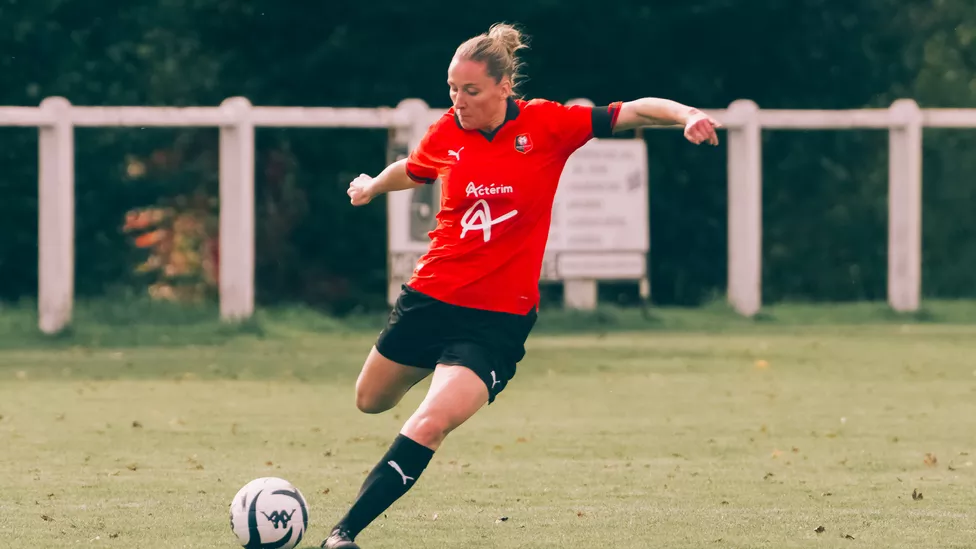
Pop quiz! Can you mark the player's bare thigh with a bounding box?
[354,346,432,414]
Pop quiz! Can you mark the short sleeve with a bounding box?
[405,120,446,185]
[546,101,623,155]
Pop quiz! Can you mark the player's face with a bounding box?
[448,57,511,131]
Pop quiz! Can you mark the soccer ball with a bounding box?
[230,477,309,549]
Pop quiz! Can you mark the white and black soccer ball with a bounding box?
[230,477,309,549]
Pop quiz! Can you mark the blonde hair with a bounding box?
[454,23,529,92]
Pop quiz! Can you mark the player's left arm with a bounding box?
[614,98,722,146]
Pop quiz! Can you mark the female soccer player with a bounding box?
[322,22,721,549]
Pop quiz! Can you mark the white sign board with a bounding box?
[386,123,648,305]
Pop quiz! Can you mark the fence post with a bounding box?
[726,99,762,317]
[562,98,598,311]
[38,97,75,334]
[887,99,922,312]
[218,97,255,321]
[386,98,431,305]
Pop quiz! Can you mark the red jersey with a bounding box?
[404,98,622,315]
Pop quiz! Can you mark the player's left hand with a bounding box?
[684,110,722,146]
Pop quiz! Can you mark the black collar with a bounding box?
[455,97,520,142]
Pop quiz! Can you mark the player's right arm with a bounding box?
[347,117,446,207]
[347,159,417,206]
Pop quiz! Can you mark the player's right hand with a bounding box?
[347,174,375,206]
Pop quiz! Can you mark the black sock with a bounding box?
[335,434,435,539]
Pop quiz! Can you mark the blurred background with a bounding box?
[4,6,976,548]
[1,0,974,317]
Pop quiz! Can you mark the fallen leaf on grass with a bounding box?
[763,472,774,480]
[126,464,138,471]
[495,516,509,524]
[814,526,825,534]
[576,511,585,517]
[41,515,53,522]
[321,488,330,495]
[844,534,855,540]
[131,421,142,428]
[923,453,938,466]
[912,489,923,500]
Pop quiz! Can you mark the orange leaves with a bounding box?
[133,229,167,249]
[123,199,218,302]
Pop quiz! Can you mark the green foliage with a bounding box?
[4,297,976,350]
[0,0,973,309]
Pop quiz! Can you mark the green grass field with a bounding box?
[1,301,975,548]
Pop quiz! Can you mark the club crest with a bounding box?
[514,134,533,154]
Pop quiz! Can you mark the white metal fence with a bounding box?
[2,96,973,333]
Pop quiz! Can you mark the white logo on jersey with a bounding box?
[490,371,500,389]
[465,182,514,198]
[448,147,464,161]
[460,200,517,242]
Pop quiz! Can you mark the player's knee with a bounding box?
[356,398,390,414]
[355,385,396,414]
[403,411,454,448]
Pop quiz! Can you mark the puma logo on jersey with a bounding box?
[388,460,415,485]
[460,200,517,243]
[448,147,464,161]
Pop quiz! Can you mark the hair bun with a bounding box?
[488,23,527,58]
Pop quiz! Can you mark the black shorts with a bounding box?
[375,285,538,404]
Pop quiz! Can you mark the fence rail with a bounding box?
[0,96,964,333]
